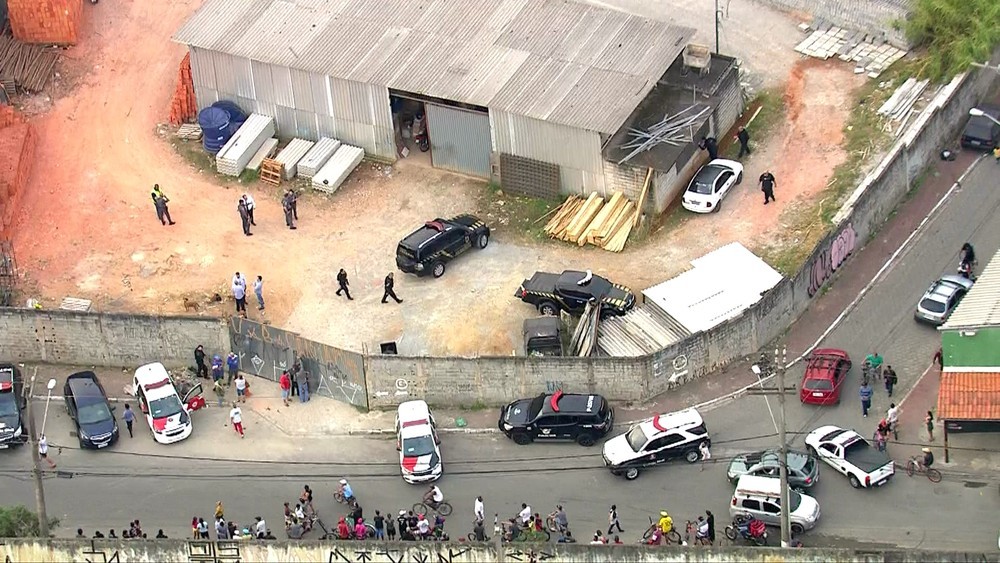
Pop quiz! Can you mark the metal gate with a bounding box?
[425,104,491,178]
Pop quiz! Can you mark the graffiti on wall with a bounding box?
[330,545,473,562]
[545,380,564,393]
[229,317,368,409]
[807,223,857,297]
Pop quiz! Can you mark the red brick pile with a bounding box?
[0,108,36,237]
[8,0,83,46]
[168,53,198,126]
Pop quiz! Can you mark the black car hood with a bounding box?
[80,417,117,438]
[503,399,534,425]
[0,413,21,438]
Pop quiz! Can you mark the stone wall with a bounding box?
[751,0,912,48]
[0,539,991,563]
[0,309,228,368]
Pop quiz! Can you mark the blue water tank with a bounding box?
[198,107,230,154]
[212,101,248,137]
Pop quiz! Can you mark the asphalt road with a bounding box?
[2,159,1000,550]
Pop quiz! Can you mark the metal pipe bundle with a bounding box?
[617,105,711,164]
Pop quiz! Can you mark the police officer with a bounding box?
[238,198,252,236]
[151,184,175,225]
[382,273,402,304]
[282,191,297,230]
[286,189,299,221]
[759,171,776,204]
[699,136,719,160]
[336,268,353,300]
[735,125,751,157]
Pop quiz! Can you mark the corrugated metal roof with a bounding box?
[173,0,694,134]
[940,251,1000,330]
[937,372,1000,421]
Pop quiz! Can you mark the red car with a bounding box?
[799,349,852,405]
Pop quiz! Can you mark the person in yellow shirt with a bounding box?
[657,511,673,534]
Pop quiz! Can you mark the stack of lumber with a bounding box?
[542,191,636,253]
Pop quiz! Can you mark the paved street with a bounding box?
[3,157,1000,550]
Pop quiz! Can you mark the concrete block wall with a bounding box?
[7,0,82,45]
[0,122,34,238]
[0,309,228,368]
[752,0,912,48]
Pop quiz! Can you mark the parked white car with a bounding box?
[681,159,744,213]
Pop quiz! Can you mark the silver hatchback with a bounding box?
[915,274,974,325]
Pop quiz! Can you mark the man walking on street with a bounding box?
[151,184,176,226]
[474,496,485,522]
[282,191,297,230]
[883,365,898,397]
[336,269,353,300]
[382,273,402,304]
[759,171,776,204]
[242,194,257,226]
[122,403,135,437]
[886,403,900,440]
[238,198,252,236]
[194,345,208,379]
[253,275,264,310]
[607,505,624,535]
[698,136,719,160]
[859,379,874,418]
[229,402,244,438]
[735,125,751,158]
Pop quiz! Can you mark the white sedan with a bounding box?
[681,159,744,213]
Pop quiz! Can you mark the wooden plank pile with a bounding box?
[542,169,652,253]
[0,34,60,92]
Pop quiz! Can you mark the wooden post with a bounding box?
[943,423,949,463]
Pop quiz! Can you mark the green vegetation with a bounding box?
[723,88,786,160]
[0,505,58,538]
[904,0,1000,80]
[171,139,262,187]
[475,183,559,243]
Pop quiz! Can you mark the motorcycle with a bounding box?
[413,113,430,152]
[724,515,768,546]
[958,260,977,281]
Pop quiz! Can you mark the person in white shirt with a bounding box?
[38,434,56,468]
[474,496,485,522]
[423,485,444,506]
[234,374,248,403]
[699,441,711,471]
[242,193,257,226]
[229,403,244,438]
[254,516,266,539]
[416,514,431,538]
[518,503,532,526]
[886,403,900,439]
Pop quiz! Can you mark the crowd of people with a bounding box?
[75,520,167,540]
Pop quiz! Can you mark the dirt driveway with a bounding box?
[11,0,862,357]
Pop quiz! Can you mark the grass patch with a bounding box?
[904,0,1000,80]
[722,88,786,160]
[171,139,263,187]
[474,183,560,243]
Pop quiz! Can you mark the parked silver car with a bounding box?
[914,274,974,325]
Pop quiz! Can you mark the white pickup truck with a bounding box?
[805,425,894,489]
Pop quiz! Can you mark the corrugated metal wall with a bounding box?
[186,48,395,160]
[425,104,491,178]
[490,109,605,195]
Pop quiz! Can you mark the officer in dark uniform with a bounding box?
[382,273,402,304]
[736,126,751,157]
[286,189,299,220]
[699,136,719,160]
[759,171,776,204]
[238,198,252,236]
[282,191,297,230]
[336,268,353,300]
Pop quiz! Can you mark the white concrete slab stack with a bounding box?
[246,138,279,171]
[312,144,365,194]
[298,137,341,179]
[275,138,315,180]
[216,114,275,176]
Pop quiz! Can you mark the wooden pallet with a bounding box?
[174,124,203,141]
[260,158,283,186]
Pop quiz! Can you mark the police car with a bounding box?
[602,408,710,480]
[395,400,443,483]
[498,390,614,446]
[0,364,26,449]
[132,363,204,444]
[395,215,490,278]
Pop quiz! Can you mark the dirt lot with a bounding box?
[10,0,863,357]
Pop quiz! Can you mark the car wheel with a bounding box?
[625,467,640,480]
[736,171,743,185]
[849,475,861,488]
[714,198,722,213]
[685,448,700,463]
[476,232,489,249]
[576,434,595,447]
[791,523,805,535]
[538,301,558,316]
[512,432,532,445]
[431,261,446,278]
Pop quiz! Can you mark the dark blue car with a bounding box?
[64,372,118,449]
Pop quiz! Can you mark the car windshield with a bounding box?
[149,395,183,419]
[781,491,803,511]
[0,394,18,417]
[920,298,946,313]
[402,435,436,457]
[803,379,833,390]
[77,402,113,425]
[625,424,650,452]
[688,176,715,195]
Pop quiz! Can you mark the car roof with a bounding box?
[926,276,971,300]
[66,372,106,399]
[523,316,561,338]
[539,390,605,416]
[638,408,704,436]
[133,363,178,400]
[555,270,609,293]
[397,400,433,439]
[0,364,20,392]
[734,474,782,496]
[401,219,459,250]
[804,352,844,379]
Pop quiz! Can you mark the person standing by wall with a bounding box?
[234,374,248,403]
[194,345,208,379]
[297,371,310,403]
[279,371,291,407]
[226,352,239,385]
[925,410,935,441]
[232,275,247,318]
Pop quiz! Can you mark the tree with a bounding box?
[905,0,1000,80]
[0,505,59,538]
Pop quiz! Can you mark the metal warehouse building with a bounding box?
[174,0,715,202]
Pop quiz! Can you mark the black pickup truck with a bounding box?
[516,270,635,317]
[523,316,565,357]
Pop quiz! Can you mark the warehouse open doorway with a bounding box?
[389,90,491,178]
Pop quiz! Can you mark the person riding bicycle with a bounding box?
[657,511,674,535]
[423,485,444,508]
[338,479,354,502]
[550,505,569,534]
[920,447,934,470]
[299,485,314,513]
[696,516,709,541]
[503,518,521,542]
[864,352,884,379]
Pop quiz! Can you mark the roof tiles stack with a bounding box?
[216,114,275,176]
[298,138,341,179]
[312,144,365,194]
[274,139,315,180]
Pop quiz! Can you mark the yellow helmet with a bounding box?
[660,511,669,518]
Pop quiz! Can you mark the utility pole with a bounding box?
[750,348,794,547]
[25,368,51,538]
[714,0,721,54]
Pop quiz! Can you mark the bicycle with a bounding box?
[544,513,569,534]
[685,520,711,546]
[412,499,453,517]
[906,456,942,483]
[466,515,496,542]
[641,516,682,545]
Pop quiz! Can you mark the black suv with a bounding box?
[396,215,490,278]
[961,104,1000,150]
[64,371,119,449]
[517,270,635,317]
[499,390,614,446]
[0,364,26,449]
